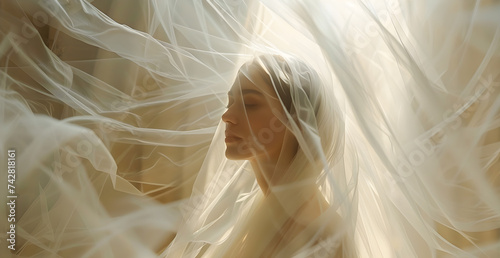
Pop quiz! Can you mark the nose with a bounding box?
[222,106,237,124]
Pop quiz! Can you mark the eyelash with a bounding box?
[225,102,257,109]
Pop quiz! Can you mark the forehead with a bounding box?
[229,65,276,96]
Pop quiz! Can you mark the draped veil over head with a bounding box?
[1,0,499,257]
[166,54,352,257]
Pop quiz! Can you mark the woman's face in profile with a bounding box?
[222,67,288,162]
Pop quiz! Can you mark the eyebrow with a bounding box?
[227,89,263,96]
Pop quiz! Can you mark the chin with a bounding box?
[225,152,244,160]
[225,148,251,160]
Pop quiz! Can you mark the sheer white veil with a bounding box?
[165,53,354,257]
[1,0,499,257]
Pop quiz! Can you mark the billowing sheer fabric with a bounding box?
[1,0,499,257]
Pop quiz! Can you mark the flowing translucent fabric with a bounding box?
[0,0,499,257]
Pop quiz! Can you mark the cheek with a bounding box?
[248,114,287,147]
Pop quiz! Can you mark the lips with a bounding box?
[225,131,242,143]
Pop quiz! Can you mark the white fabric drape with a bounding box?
[1,0,499,257]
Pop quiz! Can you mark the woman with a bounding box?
[2,0,499,257]
[165,55,353,257]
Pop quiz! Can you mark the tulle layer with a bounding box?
[1,0,499,257]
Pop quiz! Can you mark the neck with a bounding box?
[250,158,329,223]
[250,129,299,196]
[249,158,274,196]
[249,151,296,196]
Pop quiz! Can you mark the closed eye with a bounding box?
[225,90,262,108]
[226,97,234,108]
